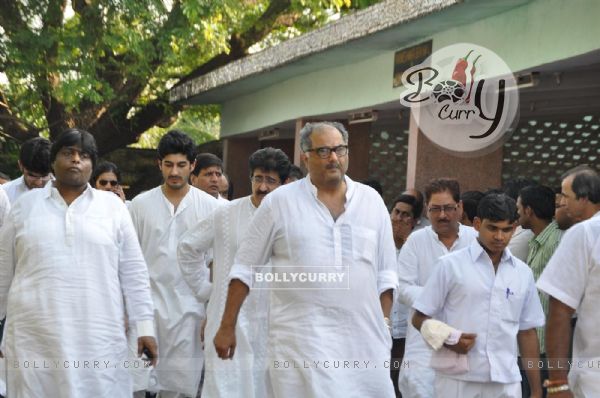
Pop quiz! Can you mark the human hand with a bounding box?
[214,324,236,359]
[137,336,158,366]
[445,332,476,354]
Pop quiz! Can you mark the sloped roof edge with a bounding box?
[169,0,460,103]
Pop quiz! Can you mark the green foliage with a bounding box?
[0,0,382,150]
[132,105,220,149]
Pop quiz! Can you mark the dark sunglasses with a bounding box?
[98,179,118,187]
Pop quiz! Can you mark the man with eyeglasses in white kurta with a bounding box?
[213,121,398,397]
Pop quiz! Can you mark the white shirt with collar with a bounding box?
[397,223,478,397]
[537,211,600,397]
[0,176,28,204]
[414,240,545,383]
[228,175,398,398]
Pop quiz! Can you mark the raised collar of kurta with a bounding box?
[468,239,517,268]
[304,173,355,203]
[425,223,472,250]
[45,181,94,207]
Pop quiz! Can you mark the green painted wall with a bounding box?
[221,0,600,137]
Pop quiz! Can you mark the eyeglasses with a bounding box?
[305,145,348,159]
[251,175,280,186]
[98,179,118,187]
[428,205,458,214]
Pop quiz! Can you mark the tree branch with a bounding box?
[177,0,293,85]
[0,89,40,141]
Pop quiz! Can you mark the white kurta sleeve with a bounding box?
[0,190,9,228]
[177,213,214,302]
[376,202,398,296]
[413,257,449,317]
[0,211,16,319]
[229,197,277,288]
[397,235,424,306]
[117,204,154,333]
[537,223,590,311]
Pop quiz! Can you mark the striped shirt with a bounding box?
[526,220,563,351]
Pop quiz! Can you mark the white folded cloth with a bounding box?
[421,319,459,350]
[421,319,469,375]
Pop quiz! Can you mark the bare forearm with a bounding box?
[411,310,431,331]
[380,289,393,318]
[518,329,542,396]
[546,297,575,381]
[220,279,249,328]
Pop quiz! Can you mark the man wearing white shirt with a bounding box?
[537,169,600,397]
[397,178,478,398]
[412,193,544,398]
[213,121,397,397]
[0,128,157,397]
[1,137,52,204]
[129,131,218,398]
[178,147,290,398]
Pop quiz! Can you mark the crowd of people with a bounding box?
[0,122,598,398]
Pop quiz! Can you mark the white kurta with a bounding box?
[537,211,600,397]
[397,224,477,398]
[129,186,218,395]
[228,176,397,398]
[0,176,28,204]
[0,184,154,398]
[178,195,270,398]
[0,188,9,227]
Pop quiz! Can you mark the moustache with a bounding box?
[326,163,340,170]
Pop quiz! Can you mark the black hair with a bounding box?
[391,194,418,219]
[157,130,196,162]
[193,153,223,176]
[248,147,291,183]
[19,137,52,174]
[425,178,460,204]
[477,193,518,223]
[362,178,383,197]
[571,170,600,204]
[91,161,122,185]
[50,128,98,168]
[519,185,555,221]
[461,191,485,224]
[287,164,304,180]
[502,178,537,201]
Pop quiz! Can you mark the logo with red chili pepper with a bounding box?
[400,43,519,156]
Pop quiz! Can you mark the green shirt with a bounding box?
[526,220,563,353]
